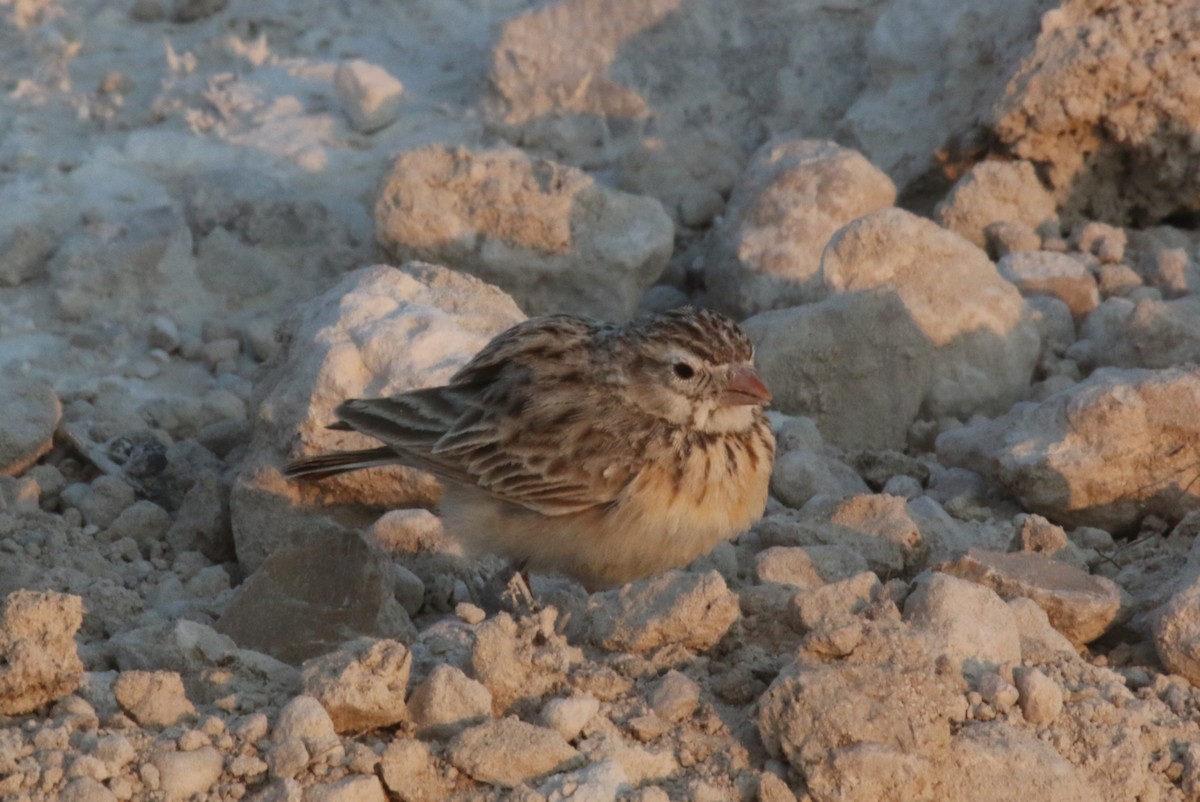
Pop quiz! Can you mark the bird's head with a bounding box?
[617,307,771,433]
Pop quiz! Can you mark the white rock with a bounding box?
[232,262,524,572]
[937,549,1123,647]
[936,366,1200,531]
[0,590,84,715]
[408,663,492,739]
[334,59,404,133]
[703,137,895,317]
[151,746,223,801]
[304,774,388,802]
[903,573,1021,679]
[587,570,739,654]
[273,695,339,755]
[300,638,412,733]
[1012,667,1063,725]
[998,251,1100,322]
[936,161,1058,249]
[447,717,580,788]
[541,694,600,741]
[111,671,195,728]
[537,759,630,802]
[648,671,700,723]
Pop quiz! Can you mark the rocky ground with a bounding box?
[4,0,1200,800]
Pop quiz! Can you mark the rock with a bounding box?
[1096,263,1143,299]
[0,590,84,715]
[165,470,234,563]
[60,475,137,529]
[744,289,934,450]
[943,723,1094,801]
[936,366,1200,531]
[151,746,222,800]
[993,0,1200,225]
[486,0,870,164]
[1070,297,1200,371]
[770,450,871,509]
[379,739,451,802]
[648,670,700,723]
[60,777,117,802]
[333,59,404,133]
[1025,294,1077,359]
[470,609,581,715]
[447,717,580,788]
[1137,246,1198,299]
[1150,570,1200,686]
[537,759,631,802]
[0,379,60,477]
[997,251,1100,322]
[408,663,492,739]
[821,208,1039,421]
[215,530,415,666]
[232,262,524,573]
[780,495,925,575]
[0,225,55,286]
[757,645,966,783]
[615,130,746,227]
[541,694,600,741]
[790,572,879,631]
[588,570,739,654]
[299,638,411,733]
[1071,222,1126,265]
[1012,667,1063,725]
[111,670,195,727]
[937,549,1123,647]
[903,573,1021,679]
[1006,597,1078,663]
[935,161,1058,249]
[702,137,895,317]
[983,220,1042,259]
[110,619,238,673]
[304,775,388,802]
[47,207,215,327]
[274,695,340,755]
[843,0,1048,192]
[374,146,672,320]
[756,546,836,590]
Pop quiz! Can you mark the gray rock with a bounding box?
[903,573,1021,679]
[375,146,671,320]
[0,379,59,477]
[215,531,415,665]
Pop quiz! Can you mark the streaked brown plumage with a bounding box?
[284,306,775,590]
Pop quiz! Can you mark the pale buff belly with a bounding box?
[440,442,772,590]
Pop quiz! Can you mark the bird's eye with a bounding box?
[673,362,696,380]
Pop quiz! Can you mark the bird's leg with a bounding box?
[500,559,539,616]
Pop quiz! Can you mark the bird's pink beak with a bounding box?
[721,364,772,406]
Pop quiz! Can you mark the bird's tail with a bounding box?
[282,447,402,481]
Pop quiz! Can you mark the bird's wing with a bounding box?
[335,314,640,516]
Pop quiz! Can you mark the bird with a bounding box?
[284,306,775,591]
